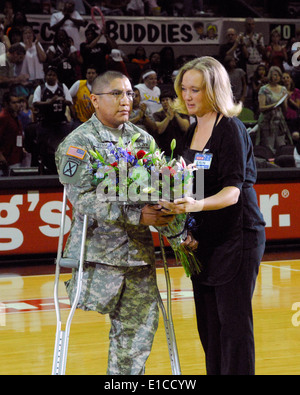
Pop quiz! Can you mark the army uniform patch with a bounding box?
[58,145,89,184]
[63,160,79,177]
[66,146,87,160]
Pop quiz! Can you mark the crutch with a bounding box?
[52,189,181,375]
[52,187,88,375]
[157,233,182,375]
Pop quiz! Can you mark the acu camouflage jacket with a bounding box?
[55,113,156,267]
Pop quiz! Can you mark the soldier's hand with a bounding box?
[140,204,175,226]
[181,232,198,251]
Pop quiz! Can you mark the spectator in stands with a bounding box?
[98,0,129,15]
[18,96,33,131]
[159,46,175,85]
[126,0,145,15]
[0,23,11,50]
[105,49,129,77]
[50,0,87,50]
[23,105,40,168]
[223,55,247,104]
[5,11,29,37]
[282,71,300,136]
[131,45,149,70]
[72,0,86,14]
[0,92,23,176]
[241,17,266,84]
[153,90,190,159]
[7,27,22,45]
[142,51,162,83]
[182,0,205,17]
[32,65,73,173]
[134,69,162,115]
[80,25,116,76]
[69,65,98,128]
[266,29,288,72]
[251,63,269,117]
[172,54,196,79]
[129,86,157,135]
[20,26,46,85]
[46,29,79,88]
[219,28,247,71]
[2,1,14,34]
[143,0,161,15]
[256,66,293,157]
[0,43,28,108]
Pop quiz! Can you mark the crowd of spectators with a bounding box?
[1,0,300,176]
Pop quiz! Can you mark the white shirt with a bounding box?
[20,42,45,80]
[47,44,77,57]
[50,10,83,50]
[134,83,162,115]
[33,82,73,103]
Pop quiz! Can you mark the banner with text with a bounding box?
[24,15,223,46]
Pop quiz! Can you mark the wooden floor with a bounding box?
[0,253,300,375]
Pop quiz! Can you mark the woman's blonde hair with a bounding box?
[173,56,242,117]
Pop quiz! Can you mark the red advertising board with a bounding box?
[255,182,300,240]
[0,188,69,255]
[0,176,300,257]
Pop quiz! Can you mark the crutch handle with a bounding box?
[57,258,79,269]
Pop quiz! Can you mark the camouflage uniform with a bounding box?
[55,113,160,375]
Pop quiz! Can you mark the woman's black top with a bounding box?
[183,115,265,286]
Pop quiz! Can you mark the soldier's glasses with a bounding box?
[94,90,136,100]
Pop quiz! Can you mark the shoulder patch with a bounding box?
[63,160,79,177]
[66,146,87,160]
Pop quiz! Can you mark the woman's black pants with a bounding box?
[191,242,265,375]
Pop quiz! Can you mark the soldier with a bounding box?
[55,70,175,375]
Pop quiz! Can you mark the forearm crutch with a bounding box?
[52,187,88,375]
[157,233,182,375]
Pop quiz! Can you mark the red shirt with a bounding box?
[0,108,23,166]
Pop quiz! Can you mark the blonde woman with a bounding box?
[257,66,293,155]
[160,56,266,375]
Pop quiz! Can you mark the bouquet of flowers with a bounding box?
[88,133,201,277]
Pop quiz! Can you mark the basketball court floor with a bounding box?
[0,250,300,375]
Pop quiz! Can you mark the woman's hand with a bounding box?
[159,197,204,214]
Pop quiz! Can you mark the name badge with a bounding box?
[194,152,213,169]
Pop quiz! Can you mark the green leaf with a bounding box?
[149,138,156,154]
[131,133,141,145]
[118,136,125,148]
[89,149,106,163]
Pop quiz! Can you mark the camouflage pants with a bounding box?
[65,263,159,375]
